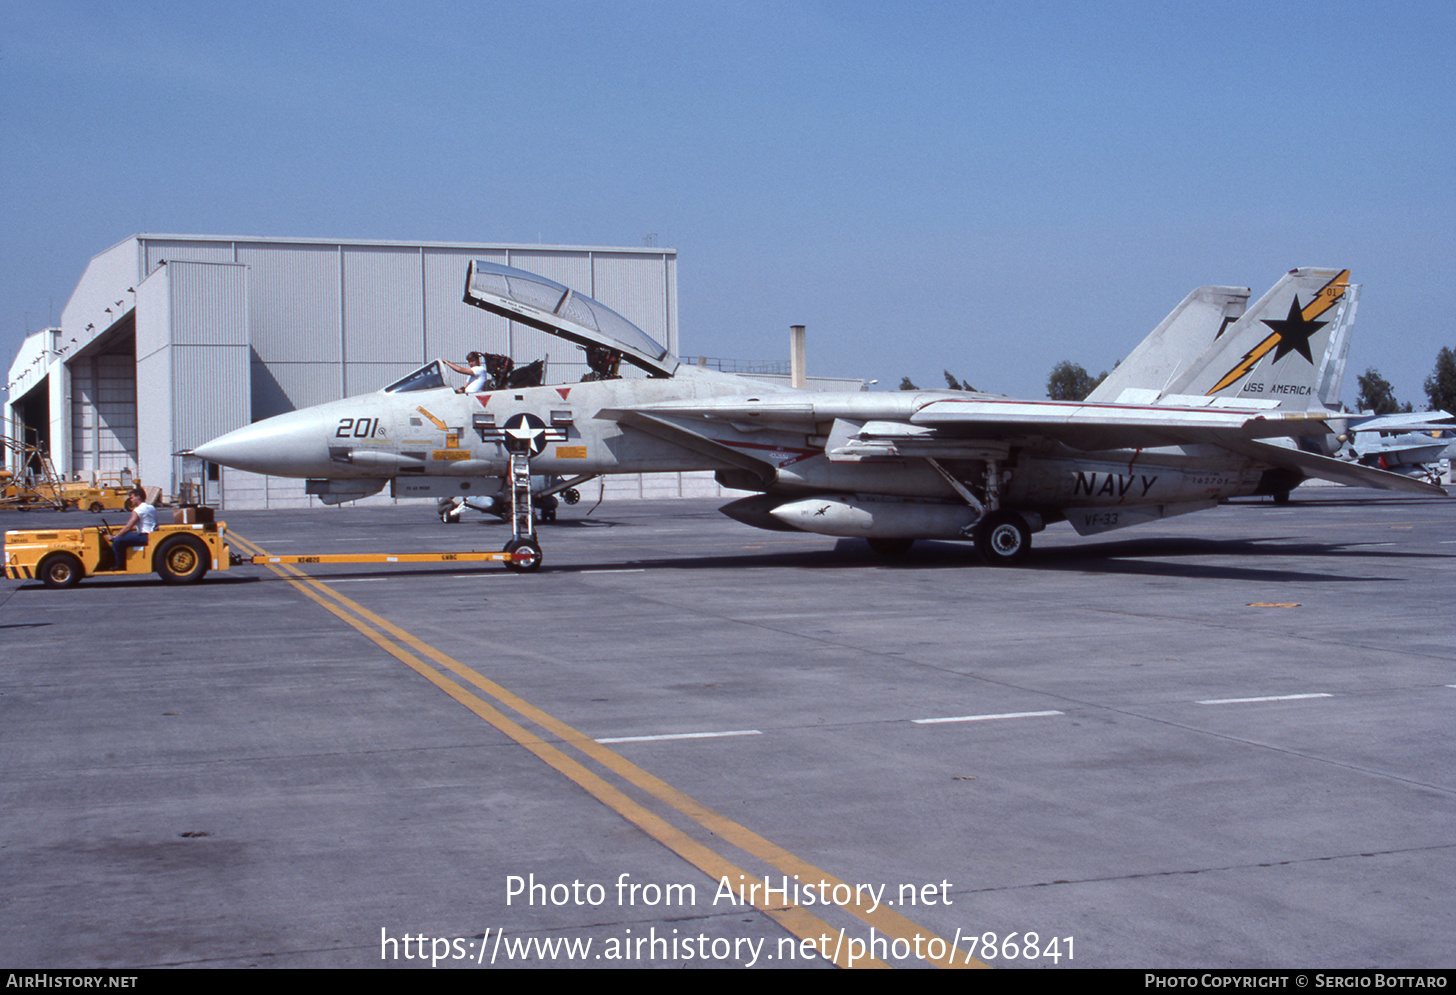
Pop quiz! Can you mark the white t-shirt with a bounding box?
[135,502,157,533]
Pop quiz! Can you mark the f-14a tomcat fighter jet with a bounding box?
[193,262,1446,569]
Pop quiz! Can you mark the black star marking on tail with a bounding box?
[1261,296,1326,364]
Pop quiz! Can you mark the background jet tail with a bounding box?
[1087,285,1250,403]
[1157,268,1357,409]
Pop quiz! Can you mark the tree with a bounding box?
[898,376,919,391]
[1355,367,1402,414]
[943,370,976,392]
[1424,346,1456,413]
[1046,361,1106,401]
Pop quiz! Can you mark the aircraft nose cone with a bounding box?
[193,408,332,475]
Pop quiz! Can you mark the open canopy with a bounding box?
[463,260,677,377]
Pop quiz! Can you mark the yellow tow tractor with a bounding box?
[5,517,542,588]
[69,477,134,514]
[4,520,232,588]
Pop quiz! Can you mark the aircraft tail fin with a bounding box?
[1159,268,1357,409]
[1087,285,1250,403]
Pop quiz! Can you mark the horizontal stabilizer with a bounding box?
[1236,441,1449,495]
[1344,411,1455,434]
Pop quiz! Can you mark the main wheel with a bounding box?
[974,510,1031,566]
[89,501,104,513]
[503,537,542,573]
[155,535,210,584]
[867,537,914,557]
[39,553,84,589]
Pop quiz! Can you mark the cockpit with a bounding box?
[382,353,602,395]
[384,261,676,394]
[382,357,548,394]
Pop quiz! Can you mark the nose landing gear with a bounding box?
[503,441,542,572]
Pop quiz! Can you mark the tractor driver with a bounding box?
[111,487,157,567]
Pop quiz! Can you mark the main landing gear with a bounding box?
[973,510,1031,566]
[924,455,1034,566]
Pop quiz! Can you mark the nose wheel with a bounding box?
[503,536,542,572]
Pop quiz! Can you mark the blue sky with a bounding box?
[3,0,1452,405]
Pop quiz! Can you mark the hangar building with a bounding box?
[5,234,688,508]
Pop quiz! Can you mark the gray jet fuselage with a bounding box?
[198,369,1272,534]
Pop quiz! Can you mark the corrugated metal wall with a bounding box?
[237,241,342,363]
[166,262,250,455]
[59,240,143,337]
[591,253,675,347]
[423,246,509,365]
[134,260,250,493]
[340,245,425,395]
[141,238,235,272]
[68,351,137,478]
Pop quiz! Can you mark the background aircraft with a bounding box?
[1335,413,1455,486]
[194,262,1445,567]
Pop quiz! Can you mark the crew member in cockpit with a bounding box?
[447,352,519,392]
[445,352,489,393]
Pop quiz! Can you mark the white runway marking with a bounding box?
[913,710,1063,724]
[1198,693,1332,705]
[597,729,762,744]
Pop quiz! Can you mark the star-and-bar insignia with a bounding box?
[479,413,566,456]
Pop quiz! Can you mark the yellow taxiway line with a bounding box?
[228,529,985,969]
